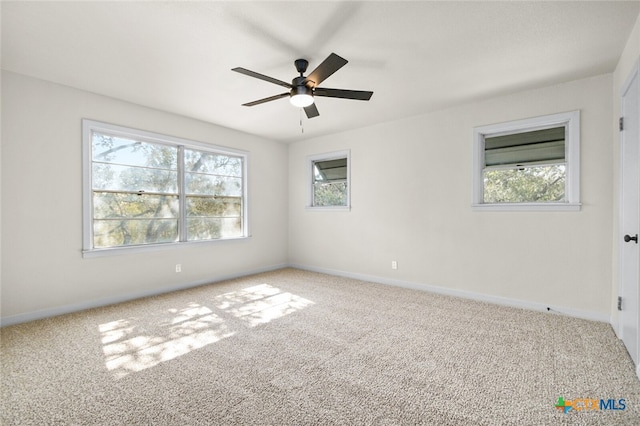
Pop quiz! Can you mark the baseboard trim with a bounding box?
[0,263,288,327]
[611,315,621,338]
[289,263,610,323]
[2,262,610,327]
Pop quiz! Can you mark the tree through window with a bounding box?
[83,120,247,253]
[472,111,580,211]
[307,150,350,209]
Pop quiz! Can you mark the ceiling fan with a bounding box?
[232,53,373,119]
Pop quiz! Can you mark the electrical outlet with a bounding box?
[391,260,398,270]
[175,264,182,273]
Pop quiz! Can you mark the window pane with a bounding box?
[313,182,347,206]
[186,197,241,217]
[483,164,566,203]
[186,196,242,241]
[187,217,242,241]
[93,164,178,193]
[93,219,178,248]
[185,174,242,196]
[92,134,177,169]
[93,193,179,219]
[184,150,242,176]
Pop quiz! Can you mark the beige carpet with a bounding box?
[2,268,640,425]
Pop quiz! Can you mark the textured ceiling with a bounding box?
[2,1,639,143]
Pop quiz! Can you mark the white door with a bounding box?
[620,62,640,367]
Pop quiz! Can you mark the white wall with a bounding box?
[611,13,640,330]
[289,74,613,321]
[0,58,626,325]
[0,71,289,324]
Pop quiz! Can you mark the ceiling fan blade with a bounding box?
[305,53,348,87]
[242,92,290,107]
[304,103,320,119]
[314,87,373,101]
[232,67,292,89]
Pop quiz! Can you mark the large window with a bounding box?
[83,120,248,255]
[307,150,350,209]
[472,111,580,211]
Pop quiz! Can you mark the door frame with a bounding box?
[618,58,640,380]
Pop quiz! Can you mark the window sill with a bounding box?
[82,236,251,258]
[305,205,351,212]
[472,203,581,212]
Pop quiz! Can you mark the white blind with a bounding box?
[313,158,347,182]
[484,126,565,167]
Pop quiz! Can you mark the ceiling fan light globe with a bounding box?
[290,93,314,108]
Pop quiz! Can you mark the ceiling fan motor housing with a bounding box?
[291,76,313,96]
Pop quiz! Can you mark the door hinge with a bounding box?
[619,117,624,131]
[618,296,623,311]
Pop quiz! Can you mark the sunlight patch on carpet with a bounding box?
[213,284,315,327]
[99,303,235,379]
[98,284,313,378]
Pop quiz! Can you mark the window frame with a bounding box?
[82,119,249,258]
[472,110,581,211]
[306,150,351,211]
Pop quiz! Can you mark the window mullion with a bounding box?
[178,145,187,242]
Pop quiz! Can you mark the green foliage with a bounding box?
[313,182,347,207]
[92,134,243,248]
[483,164,565,203]
[186,196,242,240]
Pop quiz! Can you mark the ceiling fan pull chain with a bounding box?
[300,109,304,133]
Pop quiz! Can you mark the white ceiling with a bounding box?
[2,1,639,143]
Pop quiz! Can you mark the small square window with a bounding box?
[307,151,350,209]
[473,111,580,211]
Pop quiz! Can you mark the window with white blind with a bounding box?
[82,120,248,256]
[472,111,580,211]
